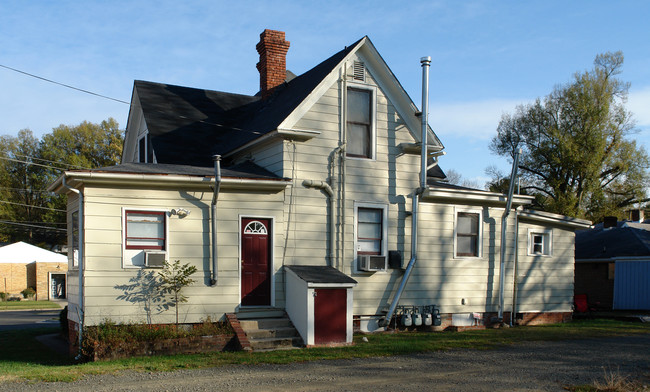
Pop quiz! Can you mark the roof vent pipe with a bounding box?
[380,56,431,327]
[497,148,521,321]
[210,155,221,286]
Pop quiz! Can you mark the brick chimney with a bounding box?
[256,29,290,99]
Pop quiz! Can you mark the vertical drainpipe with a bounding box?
[510,206,520,326]
[380,56,431,327]
[302,180,335,266]
[210,155,221,286]
[498,148,521,321]
[62,177,84,358]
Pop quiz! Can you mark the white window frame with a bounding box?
[454,207,483,259]
[527,228,552,257]
[122,208,169,268]
[345,83,377,161]
[137,131,156,163]
[353,201,388,272]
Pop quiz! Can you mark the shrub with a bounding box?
[7,297,21,301]
[21,287,36,299]
[0,292,7,301]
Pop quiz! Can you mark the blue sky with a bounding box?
[1,1,648,185]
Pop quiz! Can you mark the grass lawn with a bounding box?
[1,319,649,383]
[0,301,63,310]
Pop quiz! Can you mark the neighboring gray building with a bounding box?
[575,215,650,310]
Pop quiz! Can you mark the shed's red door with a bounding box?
[314,288,347,344]
[241,218,271,306]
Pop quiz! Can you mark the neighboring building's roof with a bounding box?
[285,266,357,285]
[136,38,363,168]
[576,222,650,260]
[0,242,67,264]
[90,161,282,180]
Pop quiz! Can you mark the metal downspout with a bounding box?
[302,180,335,267]
[62,177,84,359]
[380,56,431,327]
[498,149,521,320]
[510,207,520,326]
[210,155,221,286]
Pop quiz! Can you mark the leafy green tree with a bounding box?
[490,52,649,221]
[158,260,197,326]
[0,118,123,245]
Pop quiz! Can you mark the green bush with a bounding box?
[0,292,7,301]
[21,287,36,299]
[81,318,233,358]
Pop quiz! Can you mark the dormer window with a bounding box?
[346,86,376,159]
[138,133,154,163]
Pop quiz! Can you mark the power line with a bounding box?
[0,220,67,232]
[9,152,91,170]
[0,155,67,171]
[0,187,56,194]
[0,63,130,105]
[0,200,65,212]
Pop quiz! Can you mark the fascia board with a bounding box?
[306,282,357,288]
[122,86,142,164]
[52,171,290,193]
[277,38,367,131]
[518,210,592,229]
[357,42,443,149]
[423,187,534,206]
[224,128,321,158]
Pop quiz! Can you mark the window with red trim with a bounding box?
[125,210,165,250]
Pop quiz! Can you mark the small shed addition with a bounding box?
[285,266,357,346]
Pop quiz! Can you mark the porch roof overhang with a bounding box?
[517,209,592,229]
[422,186,534,207]
[48,171,291,194]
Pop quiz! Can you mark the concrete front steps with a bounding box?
[235,308,304,352]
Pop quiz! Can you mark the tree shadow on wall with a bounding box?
[114,270,173,324]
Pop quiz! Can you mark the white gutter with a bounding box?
[380,56,431,327]
[49,172,290,193]
[498,148,521,321]
[302,180,335,267]
[210,156,221,286]
[62,177,84,359]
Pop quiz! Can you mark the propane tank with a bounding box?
[401,313,412,327]
[413,312,423,326]
[424,313,433,326]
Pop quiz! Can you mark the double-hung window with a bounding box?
[455,211,481,258]
[528,229,552,256]
[357,207,383,255]
[138,133,154,163]
[346,86,375,159]
[125,211,165,250]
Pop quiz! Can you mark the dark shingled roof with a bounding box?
[286,266,357,285]
[135,38,363,168]
[90,161,282,180]
[576,222,650,259]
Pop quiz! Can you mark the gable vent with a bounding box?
[353,61,366,82]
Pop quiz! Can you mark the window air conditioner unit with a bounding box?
[144,251,167,268]
[358,255,386,272]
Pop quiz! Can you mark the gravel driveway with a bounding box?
[2,334,649,391]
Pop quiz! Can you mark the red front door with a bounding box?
[241,218,271,306]
[314,288,347,344]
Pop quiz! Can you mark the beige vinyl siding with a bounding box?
[79,185,286,325]
[515,221,576,312]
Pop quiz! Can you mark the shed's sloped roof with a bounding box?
[285,266,357,285]
[0,241,67,264]
[576,223,650,259]
[136,39,362,168]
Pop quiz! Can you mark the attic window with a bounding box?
[138,133,154,163]
[353,61,365,82]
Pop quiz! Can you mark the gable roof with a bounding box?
[576,222,650,260]
[0,242,67,264]
[134,38,363,167]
